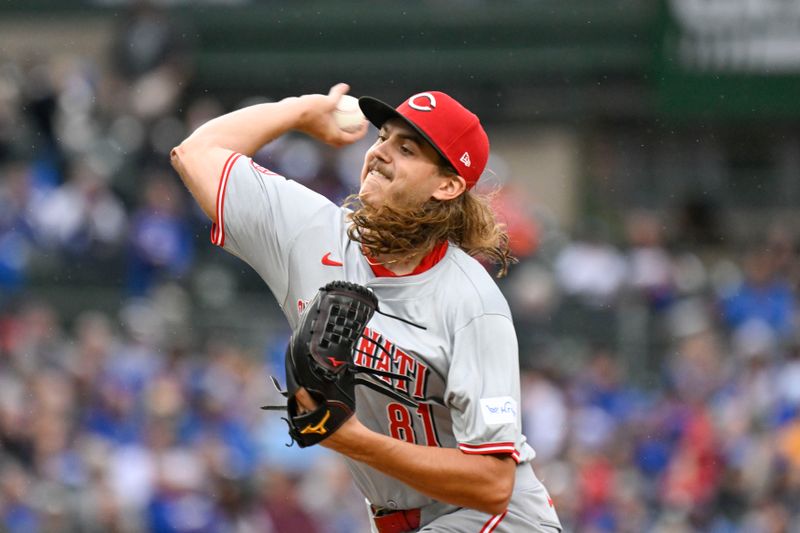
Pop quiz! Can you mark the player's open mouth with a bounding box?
[368,169,392,181]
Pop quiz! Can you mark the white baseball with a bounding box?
[333,94,366,133]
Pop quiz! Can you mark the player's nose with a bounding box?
[369,140,392,163]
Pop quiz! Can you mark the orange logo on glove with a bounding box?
[300,410,331,435]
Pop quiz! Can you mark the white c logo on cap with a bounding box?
[408,92,437,112]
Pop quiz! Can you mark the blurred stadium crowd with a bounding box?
[1,3,800,533]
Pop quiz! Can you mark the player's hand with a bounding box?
[295,385,363,451]
[295,387,366,453]
[318,413,364,451]
[295,387,317,414]
[294,83,368,147]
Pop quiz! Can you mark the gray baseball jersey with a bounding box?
[212,153,560,531]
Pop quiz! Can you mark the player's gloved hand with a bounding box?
[294,388,318,413]
[295,83,368,147]
[263,281,379,447]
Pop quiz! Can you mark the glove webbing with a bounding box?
[262,329,411,409]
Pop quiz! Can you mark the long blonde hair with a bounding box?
[343,187,515,278]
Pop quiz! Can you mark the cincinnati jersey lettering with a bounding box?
[354,326,430,401]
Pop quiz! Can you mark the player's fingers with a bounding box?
[295,387,318,413]
[326,124,368,148]
[328,82,351,101]
[337,121,369,144]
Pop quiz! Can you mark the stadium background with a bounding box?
[1,0,799,531]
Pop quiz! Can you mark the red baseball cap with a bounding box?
[358,91,489,189]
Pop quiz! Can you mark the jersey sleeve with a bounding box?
[445,314,523,463]
[210,152,333,302]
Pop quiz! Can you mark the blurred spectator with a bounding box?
[660,406,722,511]
[75,437,127,532]
[487,182,541,260]
[69,311,118,400]
[19,53,63,173]
[720,243,797,340]
[624,210,675,311]
[109,0,191,122]
[554,222,627,308]
[521,368,568,462]
[29,160,127,257]
[0,161,36,297]
[127,172,193,296]
[0,62,24,160]
[776,338,800,416]
[666,326,725,405]
[256,469,321,533]
[5,300,68,375]
[0,463,40,533]
[145,420,218,533]
[180,344,259,481]
[575,451,617,531]
[300,459,373,533]
[552,224,627,349]
[571,349,640,423]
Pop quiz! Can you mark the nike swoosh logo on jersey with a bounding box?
[321,252,343,267]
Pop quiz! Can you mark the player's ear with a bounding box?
[431,173,466,201]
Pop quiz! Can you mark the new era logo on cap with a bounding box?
[359,91,490,189]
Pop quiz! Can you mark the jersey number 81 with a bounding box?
[387,403,441,446]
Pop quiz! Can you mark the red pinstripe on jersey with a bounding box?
[458,442,521,463]
[480,509,507,533]
[210,152,242,247]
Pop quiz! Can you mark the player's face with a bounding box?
[359,119,455,208]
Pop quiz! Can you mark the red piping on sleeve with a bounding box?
[458,442,521,464]
[210,152,242,247]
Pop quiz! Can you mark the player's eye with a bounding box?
[400,144,414,155]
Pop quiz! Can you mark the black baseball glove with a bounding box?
[263,281,380,447]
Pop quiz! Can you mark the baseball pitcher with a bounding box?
[171,83,562,532]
